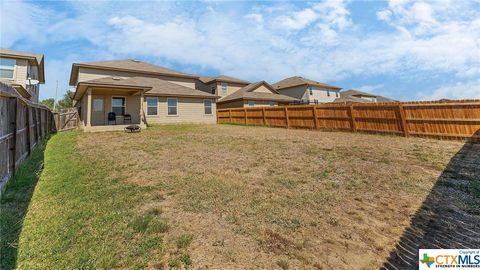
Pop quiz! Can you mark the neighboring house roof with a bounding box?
[74,76,218,101]
[0,48,45,83]
[332,96,371,104]
[272,76,341,90]
[218,81,298,104]
[341,89,398,102]
[69,59,199,85]
[198,75,250,85]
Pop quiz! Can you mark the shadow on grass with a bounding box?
[382,139,480,269]
[0,137,49,270]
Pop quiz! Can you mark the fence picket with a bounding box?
[217,100,480,141]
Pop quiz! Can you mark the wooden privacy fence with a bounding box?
[0,83,56,192]
[217,100,480,141]
[53,107,79,132]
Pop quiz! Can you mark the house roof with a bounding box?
[272,76,341,90]
[198,75,250,85]
[341,89,398,102]
[332,96,371,104]
[0,48,45,83]
[218,81,298,104]
[69,59,199,85]
[74,76,218,101]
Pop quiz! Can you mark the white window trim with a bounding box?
[146,96,158,116]
[204,99,213,115]
[111,96,126,116]
[167,97,178,116]
[0,57,16,80]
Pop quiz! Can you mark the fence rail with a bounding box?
[0,83,56,192]
[217,100,480,141]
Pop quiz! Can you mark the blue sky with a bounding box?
[1,0,479,101]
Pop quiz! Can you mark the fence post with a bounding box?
[398,104,409,137]
[262,107,267,126]
[348,104,357,132]
[229,109,232,123]
[10,97,17,176]
[285,106,290,128]
[244,108,247,125]
[26,106,31,155]
[312,106,318,129]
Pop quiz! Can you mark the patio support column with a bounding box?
[139,91,144,126]
[86,88,92,127]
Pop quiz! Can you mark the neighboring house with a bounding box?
[0,48,45,103]
[69,59,218,131]
[272,76,341,104]
[217,81,298,109]
[196,75,250,99]
[337,89,397,103]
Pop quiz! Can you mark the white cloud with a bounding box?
[275,8,319,30]
[245,13,263,24]
[419,79,480,100]
[1,0,479,101]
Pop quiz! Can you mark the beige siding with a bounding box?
[144,97,216,124]
[309,86,339,103]
[277,85,308,100]
[251,85,274,93]
[77,67,196,89]
[217,100,279,109]
[278,85,340,103]
[216,82,245,98]
[244,100,279,107]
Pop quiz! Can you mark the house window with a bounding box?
[210,85,216,95]
[314,99,318,104]
[308,86,313,95]
[112,97,125,115]
[248,101,255,107]
[221,82,228,94]
[204,99,212,115]
[167,98,178,115]
[146,97,158,115]
[0,58,15,79]
[327,90,330,97]
[269,102,276,106]
[336,91,339,98]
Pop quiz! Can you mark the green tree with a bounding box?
[56,90,75,109]
[40,98,55,109]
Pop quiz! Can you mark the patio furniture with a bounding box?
[108,112,116,125]
[124,114,132,124]
[124,125,141,133]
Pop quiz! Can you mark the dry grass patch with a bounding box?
[74,124,465,269]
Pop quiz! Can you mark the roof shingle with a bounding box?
[218,81,298,103]
[272,76,341,90]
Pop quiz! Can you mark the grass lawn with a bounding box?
[1,124,478,269]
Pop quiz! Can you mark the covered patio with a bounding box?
[74,77,152,132]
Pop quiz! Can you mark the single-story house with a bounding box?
[216,81,298,109]
[337,89,397,103]
[0,48,45,103]
[272,76,342,104]
[196,75,250,98]
[69,59,218,132]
